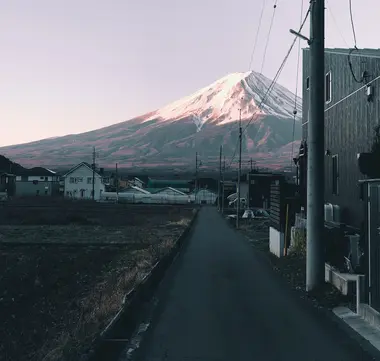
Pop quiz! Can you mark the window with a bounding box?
[45,190,48,195]
[332,154,339,195]
[325,71,332,103]
[77,177,83,183]
[306,77,310,90]
[40,176,44,180]
[70,177,74,183]
[33,180,39,185]
[87,177,93,184]
[36,190,40,196]
[45,177,48,181]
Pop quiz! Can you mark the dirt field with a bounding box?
[0,202,194,361]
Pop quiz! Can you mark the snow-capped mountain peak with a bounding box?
[147,71,302,130]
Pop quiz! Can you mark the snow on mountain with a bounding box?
[0,71,303,169]
[147,71,302,130]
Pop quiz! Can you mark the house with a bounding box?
[15,167,60,197]
[301,48,380,316]
[246,172,285,210]
[301,48,380,228]
[63,162,107,201]
[128,177,145,189]
[0,173,16,197]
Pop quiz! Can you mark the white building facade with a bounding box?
[64,163,105,201]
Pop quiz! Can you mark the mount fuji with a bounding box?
[0,71,302,170]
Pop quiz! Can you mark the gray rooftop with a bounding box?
[303,47,380,59]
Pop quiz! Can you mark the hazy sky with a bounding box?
[0,0,377,146]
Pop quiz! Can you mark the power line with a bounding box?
[290,0,304,169]
[260,0,279,74]
[226,3,311,170]
[347,0,365,84]
[348,0,358,47]
[248,0,267,71]
[326,0,349,47]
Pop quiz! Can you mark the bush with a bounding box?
[293,228,306,255]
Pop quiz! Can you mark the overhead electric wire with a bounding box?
[260,0,278,75]
[326,0,349,47]
[248,0,267,71]
[226,3,311,170]
[348,0,358,47]
[347,0,365,84]
[290,0,304,169]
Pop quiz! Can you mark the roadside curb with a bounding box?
[221,212,380,361]
[85,208,199,361]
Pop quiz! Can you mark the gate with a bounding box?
[368,182,380,312]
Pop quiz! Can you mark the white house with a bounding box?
[64,162,106,201]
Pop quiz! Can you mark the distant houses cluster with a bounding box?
[0,161,218,204]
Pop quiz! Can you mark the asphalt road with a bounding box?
[126,207,373,361]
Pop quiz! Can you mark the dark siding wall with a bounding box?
[302,49,380,227]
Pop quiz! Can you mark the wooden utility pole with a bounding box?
[115,163,119,203]
[222,156,226,214]
[92,147,96,201]
[236,108,242,229]
[195,152,198,204]
[218,145,222,210]
[306,0,325,291]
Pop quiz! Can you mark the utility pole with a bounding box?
[115,163,119,203]
[222,156,226,214]
[92,147,96,201]
[195,152,198,204]
[250,158,253,172]
[306,0,325,292]
[236,108,242,229]
[218,145,222,211]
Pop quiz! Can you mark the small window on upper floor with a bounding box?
[325,71,332,103]
[306,77,310,90]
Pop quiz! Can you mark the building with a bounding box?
[0,172,16,197]
[247,172,285,210]
[128,177,145,189]
[301,48,380,228]
[63,162,107,201]
[15,167,60,197]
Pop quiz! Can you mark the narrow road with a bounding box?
[128,207,372,361]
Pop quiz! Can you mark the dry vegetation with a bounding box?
[0,200,194,361]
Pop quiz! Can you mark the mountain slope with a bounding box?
[0,71,302,169]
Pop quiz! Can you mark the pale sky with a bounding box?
[0,0,377,146]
